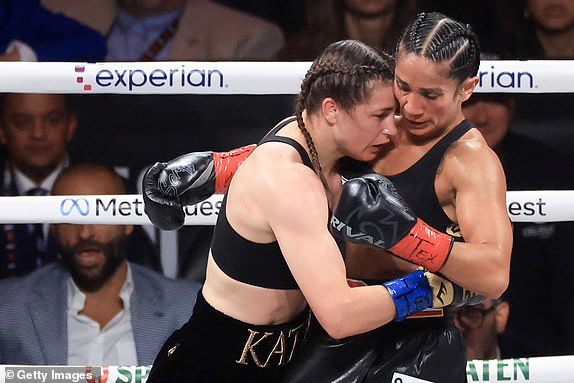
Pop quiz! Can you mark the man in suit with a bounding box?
[0,163,201,365]
[41,0,285,61]
[0,93,161,278]
[0,93,76,278]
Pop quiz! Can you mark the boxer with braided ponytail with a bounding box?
[146,40,437,383]
[283,12,512,383]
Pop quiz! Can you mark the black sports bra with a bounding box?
[210,117,312,289]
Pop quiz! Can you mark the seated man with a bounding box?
[0,93,160,278]
[0,163,201,365]
[452,298,510,360]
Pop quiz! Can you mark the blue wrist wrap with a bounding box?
[383,270,433,321]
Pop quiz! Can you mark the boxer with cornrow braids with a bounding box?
[145,39,438,383]
[144,13,510,382]
[306,12,510,382]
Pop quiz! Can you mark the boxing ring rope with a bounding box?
[0,60,572,94]
[0,60,573,383]
[0,191,572,225]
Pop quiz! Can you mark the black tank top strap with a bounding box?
[424,120,473,160]
[259,116,313,170]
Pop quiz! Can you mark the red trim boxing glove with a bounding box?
[388,218,453,272]
[330,173,453,272]
[213,144,257,193]
[143,144,256,230]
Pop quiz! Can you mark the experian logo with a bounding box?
[75,64,226,92]
[478,65,536,90]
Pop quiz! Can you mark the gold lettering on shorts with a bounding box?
[236,330,273,367]
[235,318,310,368]
[263,331,286,367]
[287,323,306,363]
[167,342,179,357]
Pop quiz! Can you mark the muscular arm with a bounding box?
[344,134,512,299]
[263,164,401,339]
[438,136,512,298]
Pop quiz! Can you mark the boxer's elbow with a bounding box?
[486,270,509,299]
[318,315,353,340]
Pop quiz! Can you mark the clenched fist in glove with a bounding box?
[143,144,256,230]
[382,269,433,321]
[424,270,485,308]
[330,173,454,272]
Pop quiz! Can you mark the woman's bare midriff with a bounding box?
[202,253,308,326]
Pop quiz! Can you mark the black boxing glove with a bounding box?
[330,173,453,272]
[143,144,256,230]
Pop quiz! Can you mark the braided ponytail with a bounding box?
[293,40,394,194]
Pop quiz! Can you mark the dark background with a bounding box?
[64,92,574,183]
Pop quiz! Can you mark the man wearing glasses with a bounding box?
[452,298,510,360]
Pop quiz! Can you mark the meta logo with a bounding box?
[478,65,536,90]
[96,198,145,216]
[60,198,90,216]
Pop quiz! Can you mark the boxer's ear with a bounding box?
[459,76,479,103]
[322,97,338,125]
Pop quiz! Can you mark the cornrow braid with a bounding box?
[408,13,426,52]
[427,27,469,57]
[293,40,395,194]
[398,12,480,82]
[308,64,388,78]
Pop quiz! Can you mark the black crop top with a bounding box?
[210,117,313,289]
[386,120,472,236]
[340,120,472,237]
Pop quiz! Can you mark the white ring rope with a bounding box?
[0,191,571,225]
[0,60,573,94]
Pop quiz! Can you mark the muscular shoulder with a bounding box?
[241,142,328,224]
[443,128,505,187]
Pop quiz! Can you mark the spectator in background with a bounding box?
[0,93,76,278]
[41,0,285,61]
[0,163,201,366]
[462,91,574,357]
[276,0,417,60]
[416,0,503,57]
[0,0,106,61]
[452,298,510,360]
[213,0,306,39]
[520,0,574,59]
[0,93,159,278]
[414,0,573,60]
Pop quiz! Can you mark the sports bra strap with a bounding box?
[259,117,314,170]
